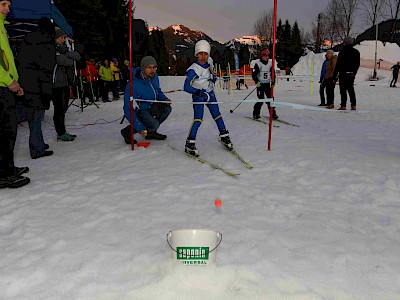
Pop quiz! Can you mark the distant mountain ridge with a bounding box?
[149,24,260,60]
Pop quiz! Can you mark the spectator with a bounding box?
[390,61,400,87]
[121,56,172,143]
[120,59,130,86]
[99,59,112,102]
[0,0,30,188]
[239,69,248,89]
[285,66,293,81]
[235,72,240,90]
[17,17,55,159]
[318,53,328,106]
[110,57,121,100]
[324,50,338,109]
[333,36,360,111]
[223,71,229,89]
[52,28,81,141]
[80,59,99,103]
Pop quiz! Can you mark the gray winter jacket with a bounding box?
[52,43,81,88]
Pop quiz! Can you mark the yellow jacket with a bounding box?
[0,14,18,87]
[110,61,120,81]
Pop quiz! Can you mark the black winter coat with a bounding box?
[333,45,360,79]
[16,30,56,110]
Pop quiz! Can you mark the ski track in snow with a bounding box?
[1,70,400,299]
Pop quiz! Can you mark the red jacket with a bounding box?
[80,61,99,82]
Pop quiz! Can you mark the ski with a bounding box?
[169,145,240,177]
[244,116,280,127]
[262,115,300,127]
[217,138,253,169]
[226,148,253,169]
[245,116,268,125]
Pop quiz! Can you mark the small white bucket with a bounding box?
[167,229,222,265]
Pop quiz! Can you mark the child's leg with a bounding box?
[206,93,227,134]
[253,87,265,117]
[187,103,205,139]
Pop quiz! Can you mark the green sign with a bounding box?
[176,247,209,260]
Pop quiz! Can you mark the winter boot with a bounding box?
[185,139,199,156]
[145,131,166,140]
[0,175,30,189]
[31,151,54,159]
[351,106,357,111]
[14,166,29,176]
[253,113,261,119]
[57,133,75,141]
[219,131,233,150]
[326,104,334,109]
[66,132,77,138]
[120,126,137,145]
[338,106,346,111]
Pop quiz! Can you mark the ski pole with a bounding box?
[229,86,257,113]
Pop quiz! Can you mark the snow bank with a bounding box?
[292,41,400,77]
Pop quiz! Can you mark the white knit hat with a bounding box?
[194,40,211,56]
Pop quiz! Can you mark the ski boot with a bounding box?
[272,109,279,120]
[185,139,199,157]
[219,131,233,150]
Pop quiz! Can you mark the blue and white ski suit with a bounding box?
[184,60,227,139]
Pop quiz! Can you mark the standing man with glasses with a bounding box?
[122,56,172,142]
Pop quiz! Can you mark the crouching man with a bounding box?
[121,56,172,143]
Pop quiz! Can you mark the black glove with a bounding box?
[57,44,69,54]
[195,89,210,102]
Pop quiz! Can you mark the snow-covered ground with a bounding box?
[1,69,399,299]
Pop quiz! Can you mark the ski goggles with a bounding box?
[260,49,270,57]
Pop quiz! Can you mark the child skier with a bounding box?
[183,40,232,156]
[252,48,278,120]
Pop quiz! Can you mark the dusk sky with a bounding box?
[134,0,332,42]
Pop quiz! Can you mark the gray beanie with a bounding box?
[343,36,354,46]
[55,28,66,39]
[141,56,157,70]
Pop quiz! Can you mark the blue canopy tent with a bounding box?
[7,0,73,39]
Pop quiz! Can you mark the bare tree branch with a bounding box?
[252,9,274,46]
[359,0,385,28]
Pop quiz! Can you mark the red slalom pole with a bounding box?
[268,0,278,151]
[128,0,134,150]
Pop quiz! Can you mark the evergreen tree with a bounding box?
[54,0,128,60]
[239,44,250,67]
[222,48,234,71]
[281,20,292,67]
[147,30,169,75]
[274,19,284,68]
[289,22,302,66]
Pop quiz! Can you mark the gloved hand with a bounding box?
[270,81,275,87]
[57,44,69,54]
[256,82,262,88]
[196,89,210,102]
